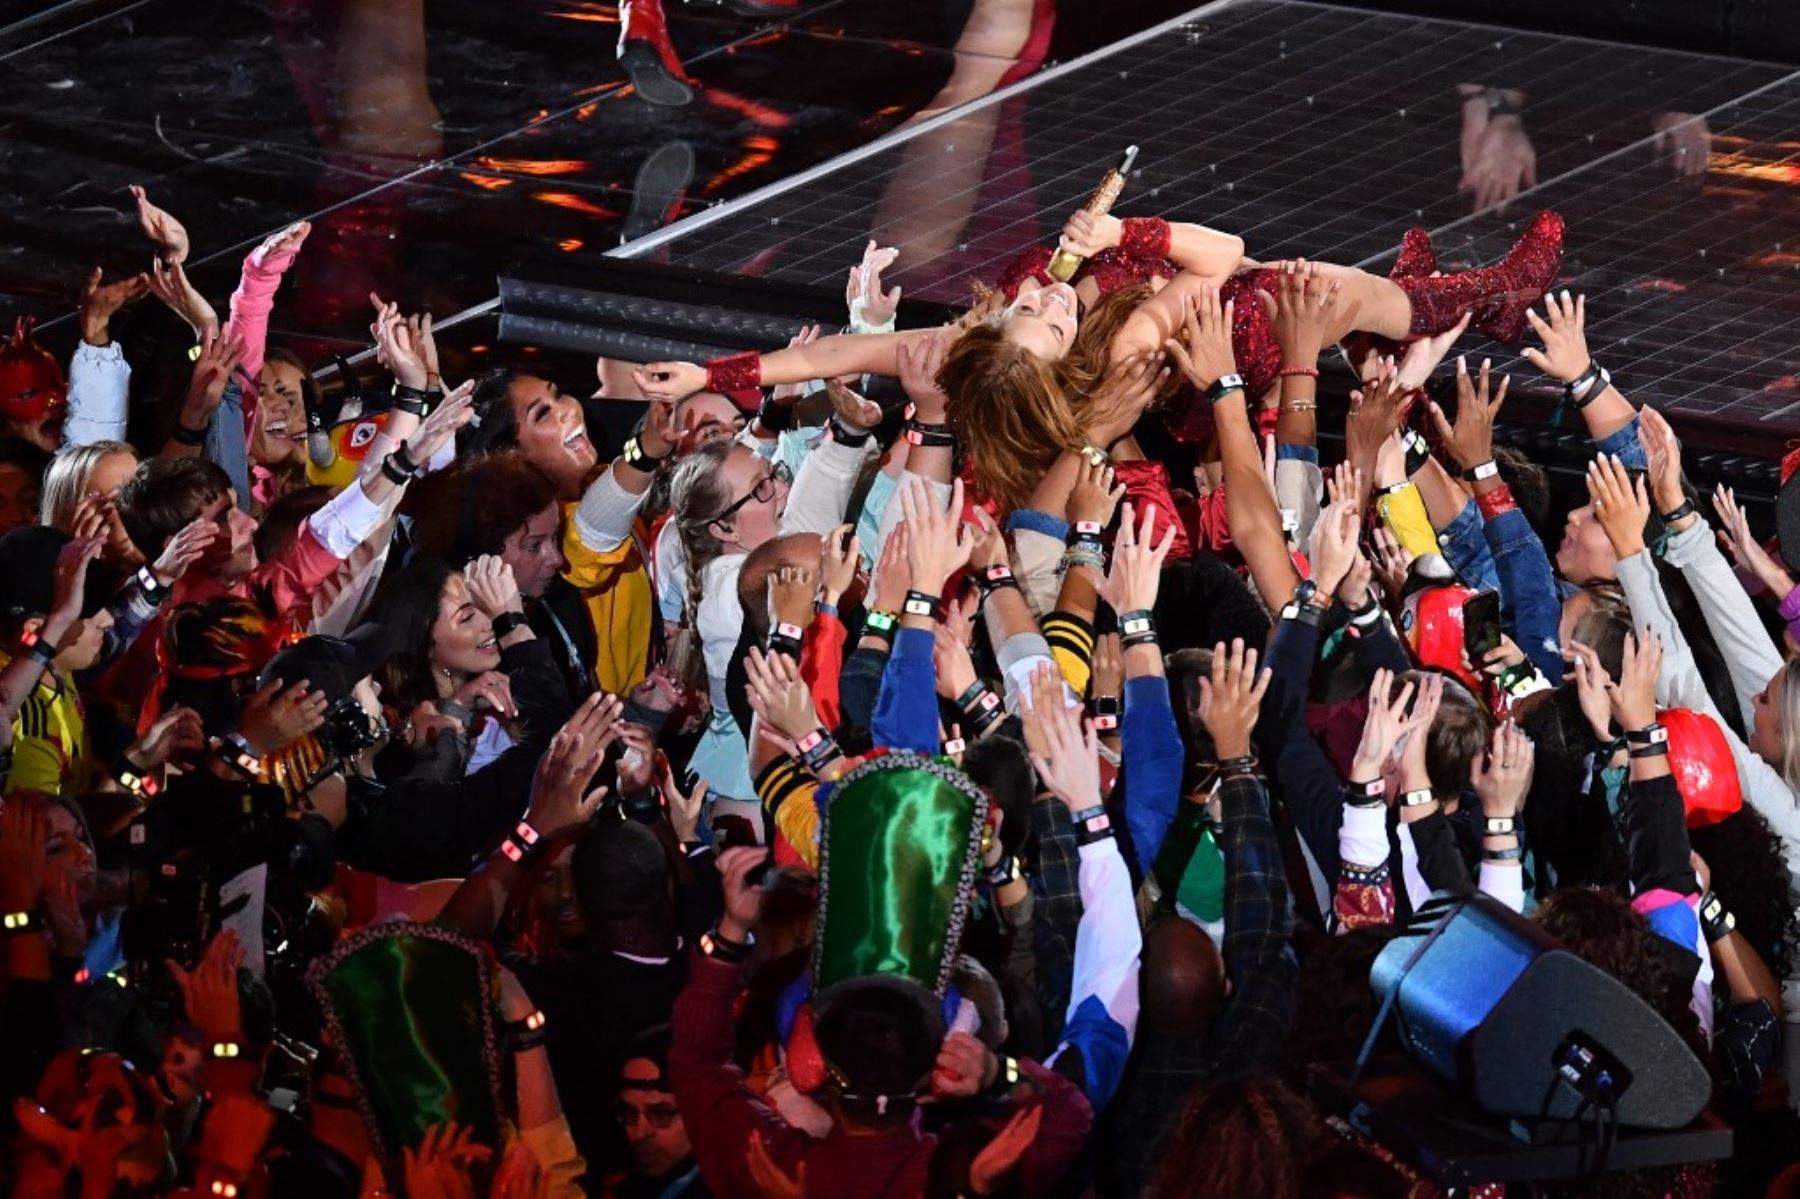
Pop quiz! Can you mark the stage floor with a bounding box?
[623,0,1800,446]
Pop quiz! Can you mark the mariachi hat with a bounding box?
[1658,707,1744,828]
[0,318,67,424]
[801,750,988,1107]
[306,922,503,1159]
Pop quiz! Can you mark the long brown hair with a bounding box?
[941,282,1152,509]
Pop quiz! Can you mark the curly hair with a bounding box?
[1690,806,1799,981]
[1147,1077,1324,1199]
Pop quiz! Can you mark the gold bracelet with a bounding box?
[1280,401,1317,413]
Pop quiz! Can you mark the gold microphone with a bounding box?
[1047,145,1140,283]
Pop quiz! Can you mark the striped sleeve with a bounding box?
[756,755,820,871]
[1042,610,1096,696]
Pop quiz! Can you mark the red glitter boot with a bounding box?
[618,0,695,107]
[1394,211,1562,343]
[1390,227,1438,279]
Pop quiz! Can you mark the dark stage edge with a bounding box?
[612,0,1800,452]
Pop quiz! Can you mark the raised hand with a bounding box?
[766,563,818,635]
[1163,285,1238,393]
[825,378,883,435]
[1023,661,1100,813]
[128,185,191,264]
[450,671,517,722]
[745,645,818,739]
[1344,357,1413,472]
[1370,523,1414,602]
[899,475,973,596]
[47,534,104,637]
[464,554,524,621]
[1585,454,1650,559]
[1349,669,1419,782]
[236,678,329,756]
[165,928,245,1043]
[1396,671,1445,787]
[1394,312,1472,392]
[128,705,206,771]
[146,255,220,340]
[717,844,769,943]
[249,220,311,271]
[1521,290,1591,384]
[150,516,219,587]
[1058,208,1122,259]
[1087,351,1170,432]
[1195,638,1272,760]
[1636,406,1686,517]
[771,325,821,405]
[524,692,623,835]
[1472,719,1535,818]
[631,361,706,404]
[401,1124,488,1199]
[1066,456,1125,530]
[897,333,950,423]
[847,239,903,328]
[930,1029,999,1100]
[1713,485,1794,597]
[748,1130,807,1199]
[1306,497,1362,600]
[870,522,911,615]
[933,622,979,702]
[1091,632,1123,703]
[1427,356,1509,474]
[1099,501,1176,614]
[965,506,1010,572]
[1611,626,1663,732]
[407,310,440,383]
[1562,640,1617,741]
[1257,258,1342,364]
[184,326,246,422]
[79,267,150,347]
[402,379,476,465]
[369,293,428,390]
[968,1105,1045,1198]
[661,770,708,844]
[819,524,861,607]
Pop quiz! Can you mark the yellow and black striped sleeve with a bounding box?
[1041,610,1096,696]
[756,754,821,871]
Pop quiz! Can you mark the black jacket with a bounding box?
[335,636,575,880]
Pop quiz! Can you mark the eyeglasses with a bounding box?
[614,1100,682,1130]
[710,460,791,526]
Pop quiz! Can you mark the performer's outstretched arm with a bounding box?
[635,326,949,402]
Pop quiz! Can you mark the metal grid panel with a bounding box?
[644,0,1800,434]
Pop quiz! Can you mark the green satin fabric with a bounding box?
[319,932,500,1154]
[816,765,980,993]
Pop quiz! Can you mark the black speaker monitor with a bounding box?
[1372,893,1710,1130]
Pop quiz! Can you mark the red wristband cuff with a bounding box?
[1476,483,1517,521]
[705,351,763,395]
[1118,217,1172,260]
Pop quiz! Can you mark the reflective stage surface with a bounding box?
[8,0,1800,444]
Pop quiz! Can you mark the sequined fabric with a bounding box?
[1395,210,1563,343]
[704,350,762,394]
[1118,216,1172,261]
[1111,458,1192,559]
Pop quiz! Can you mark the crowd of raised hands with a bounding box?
[0,186,1796,1199]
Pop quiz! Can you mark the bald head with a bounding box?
[738,532,823,641]
[1141,915,1225,1041]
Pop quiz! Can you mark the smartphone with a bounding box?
[712,815,771,886]
[1463,589,1503,662]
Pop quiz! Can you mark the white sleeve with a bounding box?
[1338,802,1388,869]
[1055,837,1141,1046]
[308,477,389,559]
[1662,519,1786,727]
[1275,459,1323,549]
[64,341,130,446]
[1478,863,1525,913]
[778,436,873,536]
[1614,549,1714,712]
[572,468,650,554]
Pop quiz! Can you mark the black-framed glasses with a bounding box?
[710,459,791,525]
[614,1100,682,1130]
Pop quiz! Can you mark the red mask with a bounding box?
[0,318,67,425]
